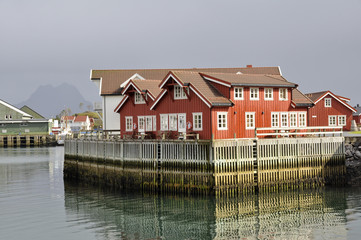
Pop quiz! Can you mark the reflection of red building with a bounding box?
[305,91,356,131]
[115,68,313,140]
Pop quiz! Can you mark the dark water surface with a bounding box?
[1,147,361,240]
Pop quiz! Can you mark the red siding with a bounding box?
[209,87,307,139]
[153,86,212,139]
[308,96,354,131]
[208,81,230,99]
[354,115,361,125]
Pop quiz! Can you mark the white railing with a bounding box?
[255,126,343,138]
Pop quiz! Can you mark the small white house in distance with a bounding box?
[61,115,92,133]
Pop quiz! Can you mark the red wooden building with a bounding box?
[305,91,356,131]
[115,67,313,140]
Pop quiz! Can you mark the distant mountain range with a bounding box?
[16,83,93,118]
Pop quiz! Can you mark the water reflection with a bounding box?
[64,181,351,239]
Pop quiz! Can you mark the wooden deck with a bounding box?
[64,127,345,194]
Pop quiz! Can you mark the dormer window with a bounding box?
[134,92,145,104]
[325,98,332,107]
[174,85,188,99]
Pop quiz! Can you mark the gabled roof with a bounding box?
[305,91,356,113]
[291,89,314,107]
[74,116,89,122]
[20,105,45,119]
[0,99,32,119]
[151,71,232,110]
[200,73,296,87]
[91,66,281,95]
[62,116,75,121]
[122,79,162,101]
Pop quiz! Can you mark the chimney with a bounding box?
[246,65,253,68]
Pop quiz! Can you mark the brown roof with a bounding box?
[200,72,295,87]
[292,89,314,106]
[132,80,162,99]
[170,71,232,106]
[74,116,88,122]
[91,67,281,95]
[304,91,328,102]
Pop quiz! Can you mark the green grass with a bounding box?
[350,131,361,134]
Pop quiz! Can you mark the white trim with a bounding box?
[324,98,332,107]
[160,73,183,89]
[138,116,145,132]
[250,88,259,100]
[192,112,203,131]
[0,100,32,118]
[264,88,273,100]
[278,66,283,76]
[189,86,211,108]
[279,88,288,101]
[120,73,145,88]
[217,112,228,130]
[150,90,167,110]
[203,76,231,88]
[289,112,298,128]
[314,92,356,113]
[338,115,346,126]
[169,114,178,131]
[122,81,142,95]
[271,112,279,128]
[160,114,168,131]
[298,112,307,127]
[178,113,186,133]
[174,85,188,100]
[280,112,288,128]
[114,95,129,112]
[234,87,244,100]
[328,115,337,127]
[245,112,255,129]
[134,92,146,104]
[125,116,133,132]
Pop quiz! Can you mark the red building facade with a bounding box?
[115,69,313,140]
[305,91,356,131]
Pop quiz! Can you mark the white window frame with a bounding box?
[160,114,168,131]
[271,113,279,128]
[125,116,133,132]
[264,88,273,100]
[280,112,288,128]
[289,112,297,128]
[279,88,288,101]
[250,88,259,100]
[325,98,332,107]
[234,87,244,100]
[152,116,157,131]
[192,112,202,131]
[145,116,153,132]
[299,112,307,127]
[217,112,228,130]
[178,113,186,133]
[328,116,337,127]
[134,92,145,104]
[169,114,178,131]
[138,116,145,132]
[174,85,188,100]
[245,112,255,129]
[338,115,346,126]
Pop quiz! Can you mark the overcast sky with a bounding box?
[1,0,360,106]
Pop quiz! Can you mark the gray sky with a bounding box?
[1,0,361,106]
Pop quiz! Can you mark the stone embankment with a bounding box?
[345,139,361,186]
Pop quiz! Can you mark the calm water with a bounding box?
[1,147,361,240]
